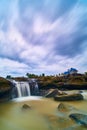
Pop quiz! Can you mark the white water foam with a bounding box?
[81,92,87,100]
[12,96,42,102]
[81,90,87,100]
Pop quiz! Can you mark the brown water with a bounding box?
[0,94,87,130]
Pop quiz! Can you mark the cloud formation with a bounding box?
[0,0,87,77]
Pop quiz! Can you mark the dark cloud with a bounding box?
[54,33,87,58]
[53,2,87,58]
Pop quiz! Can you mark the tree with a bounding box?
[6,75,11,79]
[26,73,38,78]
[26,73,29,78]
[42,73,45,77]
[85,72,87,75]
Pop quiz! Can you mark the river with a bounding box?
[0,91,87,130]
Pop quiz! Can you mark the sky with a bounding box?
[0,0,87,77]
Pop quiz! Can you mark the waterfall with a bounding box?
[8,78,39,98]
[35,82,38,91]
[29,78,39,95]
[80,90,87,100]
[15,82,31,97]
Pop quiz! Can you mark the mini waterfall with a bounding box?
[29,78,39,95]
[80,90,87,100]
[9,79,39,98]
[15,82,31,97]
[35,82,39,91]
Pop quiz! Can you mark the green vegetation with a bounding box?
[26,73,39,78]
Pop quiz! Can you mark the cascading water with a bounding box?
[35,82,38,91]
[11,80,41,102]
[15,82,31,97]
[80,90,87,100]
[29,78,39,95]
[8,78,39,100]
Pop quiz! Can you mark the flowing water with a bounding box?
[15,82,31,97]
[0,91,87,130]
[12,80,39,97]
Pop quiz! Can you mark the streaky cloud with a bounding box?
[0,0,87,76]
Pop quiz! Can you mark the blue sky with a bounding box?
[0,0,87,77]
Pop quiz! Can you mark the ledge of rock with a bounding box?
[45,89,67,98]
[69,113,87,126]
[54,93,83,101]
[0,77,13,102]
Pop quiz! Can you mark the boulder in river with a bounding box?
[22,104,31,109]
[45,89,67,98]
[57,103,77,113]
[54,93,83,101]
[69,113,87,126]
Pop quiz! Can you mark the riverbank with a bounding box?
[0,77,13,102]
[1,74,87,102]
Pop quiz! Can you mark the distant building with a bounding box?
[63,71,69,75]
[63,68,78,76]
[69,68,78,74]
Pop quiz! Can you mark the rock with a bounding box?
[54,93,83,101]
[57,103,77,113]
[69,113,87,126]
[0,77,13,102]
[22,104,31,109]
[79,90,83,93]
[45,89,66,98]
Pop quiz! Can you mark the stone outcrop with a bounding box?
[54,93,83,101]
[0,77,13,102]
[45,89,66,98]
[69,113,87,126]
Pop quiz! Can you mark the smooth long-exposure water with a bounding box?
[0,91,87,130]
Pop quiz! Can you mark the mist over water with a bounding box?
[0,92,87,130]
[1,79,87,130]
[12,96,42,102]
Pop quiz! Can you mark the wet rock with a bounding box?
[57,103,77,113]
[45,89,66,98]
[22,104,31,109]
[69,113,87,126]
[54,93,83,101]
